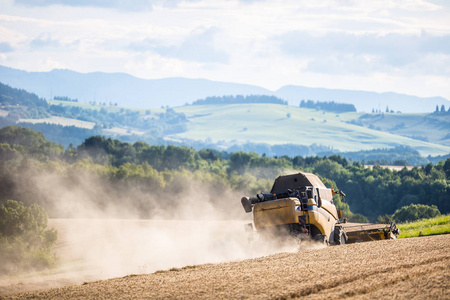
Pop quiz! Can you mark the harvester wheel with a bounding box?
[314,234,329,246]
[334,226,348,245]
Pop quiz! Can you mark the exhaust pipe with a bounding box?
[241,197,258,213]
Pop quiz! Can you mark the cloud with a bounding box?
[427,0,450,8]
[128,28,229,63]
[30,33,61,49]
[28,33,80,52]
[3,0,450,99]
[15,0,153,10]
[237,0,267,3]
[0,42,14,53]
[14,0,204,11]
[277,31,450,75]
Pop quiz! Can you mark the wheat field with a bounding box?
[3,231,448,299]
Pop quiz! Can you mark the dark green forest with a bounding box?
[0,126,448,222]
[53,96,78,102]
[299,99,356,113]
[321,146,431,166]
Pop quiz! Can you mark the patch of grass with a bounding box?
[397,215,450,238]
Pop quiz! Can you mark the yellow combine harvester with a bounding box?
[241,172,399,245]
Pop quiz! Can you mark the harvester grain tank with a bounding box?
[241,172,399,244]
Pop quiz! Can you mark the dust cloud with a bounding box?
[38,218,325,291]
[1,167,324,294]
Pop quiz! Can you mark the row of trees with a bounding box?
[191,95,288,106]
[53,96,78,102]
[299,100,356,113]
[323,145,430,166]
[435,104,450,114]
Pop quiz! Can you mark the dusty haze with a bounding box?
[1,166,323,294]
[0,219,324,294]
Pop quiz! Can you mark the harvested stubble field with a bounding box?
[3,234,449,299]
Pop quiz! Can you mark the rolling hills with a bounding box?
[170,104,450,156]
[15,101,450,157]
[1,81,449,158]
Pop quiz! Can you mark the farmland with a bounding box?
[172,104,450,156]
[0,219,448,299]
[18,116,96,129]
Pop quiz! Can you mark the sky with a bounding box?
[0,0,449,99]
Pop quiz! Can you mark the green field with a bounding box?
[355,113,450,146]
[397,215,450,238]
[172,104,450,156]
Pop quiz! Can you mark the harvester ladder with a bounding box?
[301,200,308,211]
[305,213,311,236]
[299,192,312,236]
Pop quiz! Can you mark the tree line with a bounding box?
[53,96,78,102]
[300,100,357,113]
[191,95,288,105]
[1,126,448,223]
[435,104,450,114]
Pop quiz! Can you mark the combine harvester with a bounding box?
[241,172,399,245]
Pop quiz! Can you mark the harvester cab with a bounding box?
[241,172,399,245]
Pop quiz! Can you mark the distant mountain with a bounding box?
[0,66,270,109]
[0,65,448,113]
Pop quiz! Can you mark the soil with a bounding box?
[1,231,448,299]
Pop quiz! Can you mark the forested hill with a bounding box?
[0,82,189,147]
[0,82,50,120]
[0,82,47,107]
[0,125,448,222]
